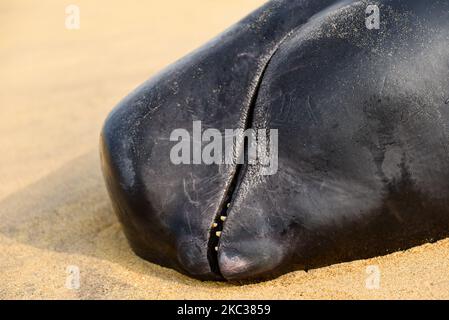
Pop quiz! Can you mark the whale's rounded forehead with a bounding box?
[275,0,449,69]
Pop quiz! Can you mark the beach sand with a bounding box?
[1,0,449,299]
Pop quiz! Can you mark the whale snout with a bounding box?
[101,0,449,281]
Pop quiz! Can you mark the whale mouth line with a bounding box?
[204,0,363,280]
[205,44,284,279]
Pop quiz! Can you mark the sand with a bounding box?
[1,0,449,300]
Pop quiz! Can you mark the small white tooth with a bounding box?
[216,231,222,237]
[212,223,218,228]
[227,203,230,208]
[220,216,227,222]
[215,246,219,251]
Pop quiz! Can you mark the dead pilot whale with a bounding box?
[100,0,449,281]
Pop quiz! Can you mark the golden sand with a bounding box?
[1,0,449,299]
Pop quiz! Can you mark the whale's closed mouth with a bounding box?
[100,0,449,281]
